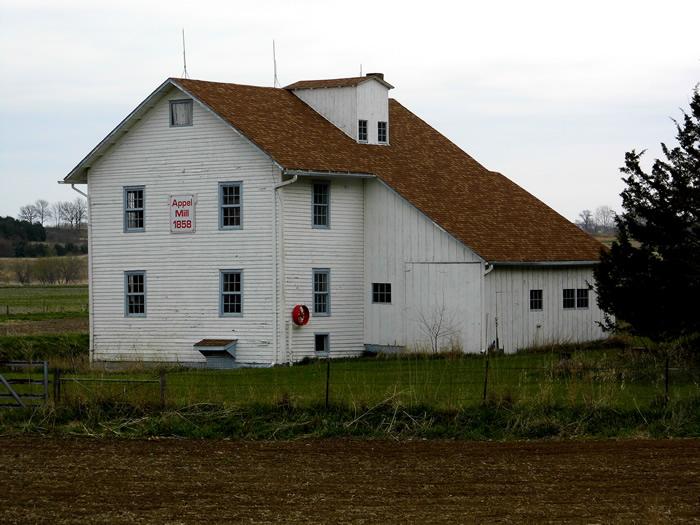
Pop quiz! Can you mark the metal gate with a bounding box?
[0,361,49,408]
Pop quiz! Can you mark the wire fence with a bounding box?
[28,355,700,410]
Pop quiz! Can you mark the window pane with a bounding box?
[313,183,329,227]
[563,289,575,309]
[358,120,368,141]
[314,294,327,313]
[530,289,543,310]
[171,100,193,126]
[223,272,241,293]
[315,334,328,353]
[577,288,589,308]
[125,272,145,316]
[127,211,143,229]
[223,207,240,227]
[223,294,241,314]
[378,121,387,143]
[222,185,240,205]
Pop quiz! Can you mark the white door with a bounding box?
[403,262,482,353]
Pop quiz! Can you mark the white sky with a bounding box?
[1,0,698,221]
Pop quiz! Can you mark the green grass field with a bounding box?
[0,285,88,315]
[37,350,697,411]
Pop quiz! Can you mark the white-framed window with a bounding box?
[372,283,391,304]
[530,289,543,311]
[358,119,368,142]
[124,271,146,317]
[576,288,589,309]
[170,99,193,127]
[313,268,330,316]
[124,186,145,232]
[314,333,329,354]
[377,121,387,143]
[220,270,242,316]
[564,288,590,309]
[312,181,330,228]
[219,182,242,229]
[563,288,575,309]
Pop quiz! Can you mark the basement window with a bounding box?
[358,119,368,142]
[219,182,242,229]
[124,271,146,317]
[576,288,589,309]
[313,269,330,316]
[312,182,330,228]
[124,186,145,232]
[220,270,243,316]
[315,333,329,354]
[563,289,575,309]
[529,289,543,311]
[170,99,193,127]
[372,283,392,304]
[378,121,387,143]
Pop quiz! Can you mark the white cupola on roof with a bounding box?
[285,73,394,145]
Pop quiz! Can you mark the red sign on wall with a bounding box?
[170,194,196,233]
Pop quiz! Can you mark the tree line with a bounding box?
[18,197,87,229]
[576,205,616,235]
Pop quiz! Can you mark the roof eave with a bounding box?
[489,260,599,267]
[60,78,176,185]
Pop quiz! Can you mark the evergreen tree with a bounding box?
[595,86,700,341]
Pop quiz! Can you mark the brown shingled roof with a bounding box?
[173,78,603,263]
[284,75,394,90]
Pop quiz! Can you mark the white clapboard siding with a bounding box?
[363,179,484,351]
[88,86,279,364]
[279,177,365,359]
[291,78,389,144]
[484,267,606,352]
[356,80,390,144]
[292,87,358,140]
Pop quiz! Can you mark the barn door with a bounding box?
[403,262,481,352]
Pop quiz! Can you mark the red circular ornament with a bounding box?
[291,304,310,326]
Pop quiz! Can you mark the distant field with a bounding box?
[0,285,88,315]
[0,285,88,335]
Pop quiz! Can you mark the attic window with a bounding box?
[378,121,387,144]
[170,99,193,127]
[358,120,368,142]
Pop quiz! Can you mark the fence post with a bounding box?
[664,355,670,405]
[42,361,49,403]
[53,368,61,403]
[482,355,490,403]
[325,354,331,409]
[159,370,166,408]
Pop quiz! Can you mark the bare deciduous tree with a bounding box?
[416,302,460,354]
[72,197,88,228]
[33,199,52,226]
[577,209,595,233]
[594,205,616,232]
[18,204,38,223]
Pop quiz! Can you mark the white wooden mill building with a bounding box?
[62,73,606,366]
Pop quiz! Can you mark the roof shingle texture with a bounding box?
[174,78,603,262]
[284,76,375,90]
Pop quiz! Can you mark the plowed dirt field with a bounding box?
[1,437,699,523]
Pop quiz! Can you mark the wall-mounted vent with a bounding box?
[194,339,237,369]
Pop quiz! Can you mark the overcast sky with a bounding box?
[1,0,698,222]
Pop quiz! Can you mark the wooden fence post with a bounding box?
[482,356,490,403]
[664,355,670,405]
[325,355,331,409]
[159,370,166,408]
[42,361,49,403]
[53,368,61,403]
